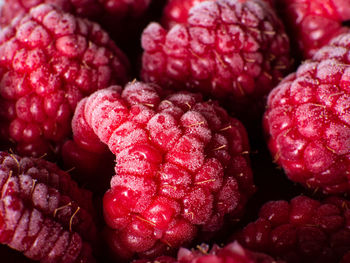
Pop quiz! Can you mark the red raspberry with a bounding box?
[162,0,208,28]
[135,241,284,263]
[0,151,97,263]
[0,4,129,158]
[0,0,151,26]
[0,0,155,63]
[234,195,350,263]
[278,0,350,59]
[263,33,350,194]
[70,81,255,259]
[141,0,290,117]
[162,0,275,29]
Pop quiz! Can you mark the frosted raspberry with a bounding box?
[278,0,350,59]
[135,241,283,263]
[162,0,275,29]
[141,0,290,116]
[0,151,97,263]
[263,33,350,194]
[235,195,350,263]
[0,4,129,158]
[70,81,255,260]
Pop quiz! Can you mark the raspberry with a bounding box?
[234,195,350,263]
[0,0,151,26]
[161,0,275,29]
[141,0,290,116]
[278,0,350,59]
[162,0,208,28]
[0,151,97,262]
[263,33,350,194]
[135,241,283,263]
[0,0,154,64]
[0,4,129,158]
[70,81,255,259]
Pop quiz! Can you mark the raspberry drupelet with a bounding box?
[0,151,98,263]
[134,241,284,263]
[234,195,350,263]
[0,4,129,158]
[141,0,291,117]
[70,81,255,260]
[161,0,208,28]
[277,0,350,59]
[263,32,350,194]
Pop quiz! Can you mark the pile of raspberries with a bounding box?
[0,0,349,263]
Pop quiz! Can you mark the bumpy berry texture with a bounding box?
[263,33,350,194]
[135,241,284,263]
[0,151,97,262]
[0,0,154,67]
[0,4,129,158]
[278,0,350,59]
[161,0,275,29]
[0,0,151,26]
[142,0,290,116]
[162,0,208,28]
[70,81,255,259]
[234,195,350,263]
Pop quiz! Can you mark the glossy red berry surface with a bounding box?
[162,0,208,28]
[235,195,350,263]
[278,0,350,59]
[0,4,129,158]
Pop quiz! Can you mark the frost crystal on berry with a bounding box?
[70,81,255,259]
